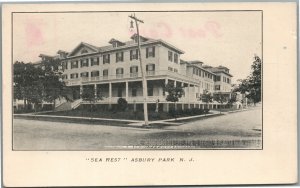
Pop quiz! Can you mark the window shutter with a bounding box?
[152,46,155,57]
[153,64,155,71]
[108,54,110,63]
[146,48,149,58]
[136,49,138,59]
[130,50,132,60]
[146,65,148,71]
[130,67,132,73]
[122,52,124,61]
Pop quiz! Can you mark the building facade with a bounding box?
[29,35,233,111]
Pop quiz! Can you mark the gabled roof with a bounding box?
[68,42,99,57]
[63,35,184,58]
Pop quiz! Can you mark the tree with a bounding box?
[234,55,262,105]
[13,59,73,111]
[81,86,103,115]
[213,92,227,113]
[13,61,45,110]
[228,92,237,108]
[201,89,213,115]
[165,82,184,119]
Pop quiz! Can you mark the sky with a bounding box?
[13,11,262,83]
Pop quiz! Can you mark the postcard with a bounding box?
[2,2,297,186]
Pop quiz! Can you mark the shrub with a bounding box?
[117,98,128,111]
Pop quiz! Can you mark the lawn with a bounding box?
[41,109,173,121]
[40,107,213,121]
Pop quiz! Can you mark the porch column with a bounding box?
[181,82,184,110]
[193,85,196,103]
[164,78,169,111]
[80,85,83,98]
[109,82,112,109]
[188,83,191,109]
[94,84,97,98]
[125,81,128,101]
[174,80,177,87]
[164,78,168,86]
[198,85,201,105]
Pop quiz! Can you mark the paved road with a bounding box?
[13,106,262,150]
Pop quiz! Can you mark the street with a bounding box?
[13,106,262,150]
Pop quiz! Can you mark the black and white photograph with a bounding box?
[12,11,263,150]
[2,2,298,187]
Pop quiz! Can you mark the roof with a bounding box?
[68,42,100,57]
[217,65,229,70]
[108,38,125,45]
[181,60,215,75]
[66,35,184,58]
[212,70,233,77]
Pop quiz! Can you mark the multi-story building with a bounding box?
[17,35,234,112]
[203,65,233,100]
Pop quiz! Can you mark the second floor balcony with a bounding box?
[64,70,204,86]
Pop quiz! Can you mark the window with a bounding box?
[116,52,124,62]
[168,67,173,71]
[146,64,155,75]
[216,76,221,81]
[147,87,154,96]
[116,68,124,78]
[70,73,78,79]
[130,66,138,77]
[227,78,230,83]
[118,88,122,97]
[130,49,139,60]
[174,68,178,73]
[193,68,196,75]
[91,71,99,77]
[146,46,155,58]
[103,54,110,64]
[103,69,108,79]
[168,51,173,62]
[91,57,99,66]
[62,61,68,70]
[215,85,220,90]
[112,42,118,48]
[132,88,137,97]
[174,53,178,63]
[71,61,78,69]
[146,64,155,71]
[62,74,68,80]
[80,72,89,77]
[80,59,89,67]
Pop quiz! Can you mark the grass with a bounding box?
[41,109,173,121]
[39,108,214,121]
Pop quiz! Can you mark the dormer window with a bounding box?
[109,38,125,48]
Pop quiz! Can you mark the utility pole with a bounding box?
[129,14,149,126]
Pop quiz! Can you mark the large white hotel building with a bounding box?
[36,34,233,111]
